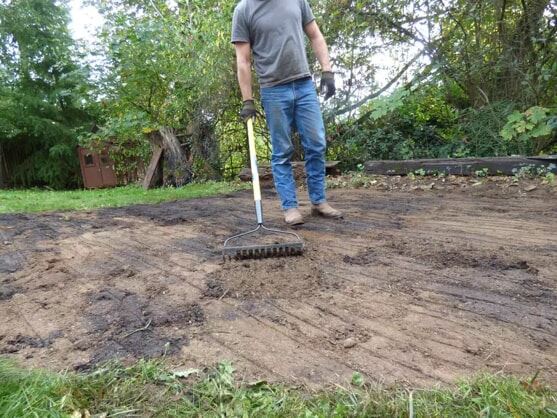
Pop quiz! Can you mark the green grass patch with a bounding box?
[0,182,248,214]
[0,359,555,417]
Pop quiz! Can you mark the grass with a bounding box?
[0,181,248,214]
[0,359,555,417]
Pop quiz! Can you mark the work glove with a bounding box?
[320,71,336,100]
[240,99,257,122]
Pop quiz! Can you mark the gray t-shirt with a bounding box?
[231,0,315,88]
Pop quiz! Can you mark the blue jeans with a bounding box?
[261,77,327,210]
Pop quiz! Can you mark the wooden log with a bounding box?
[142,145,164,189]
[364,156,557,176]
[239,161,341,182]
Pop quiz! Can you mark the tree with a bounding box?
[86,0,243,182]
[0,0,91,189]
[320,0,557,116]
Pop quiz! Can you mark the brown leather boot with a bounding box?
[284,208,304,225]
[311,202,343,219]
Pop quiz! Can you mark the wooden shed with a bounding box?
[77,146,118,189]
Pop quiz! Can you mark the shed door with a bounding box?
[79,149,104,188]
[99,151,117,187]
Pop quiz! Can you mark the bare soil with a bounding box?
[1,176,556,387]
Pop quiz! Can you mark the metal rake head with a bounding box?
[222,224,304,260]
[223,242,304,260]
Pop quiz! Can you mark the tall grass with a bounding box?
[1,358,555,417]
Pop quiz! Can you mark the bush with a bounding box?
[327,85,556,167]
[327,86,461,168]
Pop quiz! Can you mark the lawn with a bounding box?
[0,182,248,214]
[0,359,555,417]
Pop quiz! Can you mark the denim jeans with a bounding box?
[260,77,327,210]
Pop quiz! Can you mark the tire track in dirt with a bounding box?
[72,235,370,383]
[326,269,556,339]
[83,233,453,384]
[93,220,552,364]
[79,230,552,380]
[2,186,556,386]
[132,233,548,378]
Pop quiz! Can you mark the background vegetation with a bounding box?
[1,0,556,188]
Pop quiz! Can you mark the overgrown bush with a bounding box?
[328,86,556,168]
[328,86,461,168]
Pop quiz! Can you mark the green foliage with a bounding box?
[512,164,556,180]
[367,89,411,120]
[457,101,519,157]
[86,0,241,180]
[1,358,556,417]
[328,86,461,167]
[2,0,556,190]
[0,181,247,214]
[82,110,152,178]
[0,0,92,189]
[328,84,557,166]
[501,107,557,154]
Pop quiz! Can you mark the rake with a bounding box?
[223,118,304,260]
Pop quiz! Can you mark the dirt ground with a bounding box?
[1,176,556,388]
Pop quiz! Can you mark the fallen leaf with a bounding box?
[524,185,537,192]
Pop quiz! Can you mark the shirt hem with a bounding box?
[231,37,250,44]
[260,73,312,88]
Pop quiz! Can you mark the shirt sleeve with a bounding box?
[300,0,315,26]
[231,4,250,43]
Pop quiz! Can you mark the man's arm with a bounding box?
[304,20,335,99]
[304,21,332,72]
[234,42,253,101]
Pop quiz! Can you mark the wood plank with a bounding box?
[142,145,164,189]
[239,161,341,182]
[364,156,557,176]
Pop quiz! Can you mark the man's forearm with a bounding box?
[311,35,332,72]
[237,61,253,101]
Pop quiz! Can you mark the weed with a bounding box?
[543,172,556,184]
[474,168,489,177]
[512,164,556,180]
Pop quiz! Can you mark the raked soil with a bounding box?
[1,176,556,388]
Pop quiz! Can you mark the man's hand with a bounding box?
[320,71,336,100]
[240,99,257,122]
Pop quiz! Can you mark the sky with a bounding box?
[69,0,103,42]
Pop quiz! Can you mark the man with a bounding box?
[231,0,343,225]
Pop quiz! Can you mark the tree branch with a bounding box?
[332,49,424,117]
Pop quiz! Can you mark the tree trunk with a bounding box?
[188,117,221,180]
[495,0,551,102]
[147,128,192,187]
[159,126,193,186]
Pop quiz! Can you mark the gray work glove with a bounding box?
[320,71,336,100]
[240,99,257,122]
